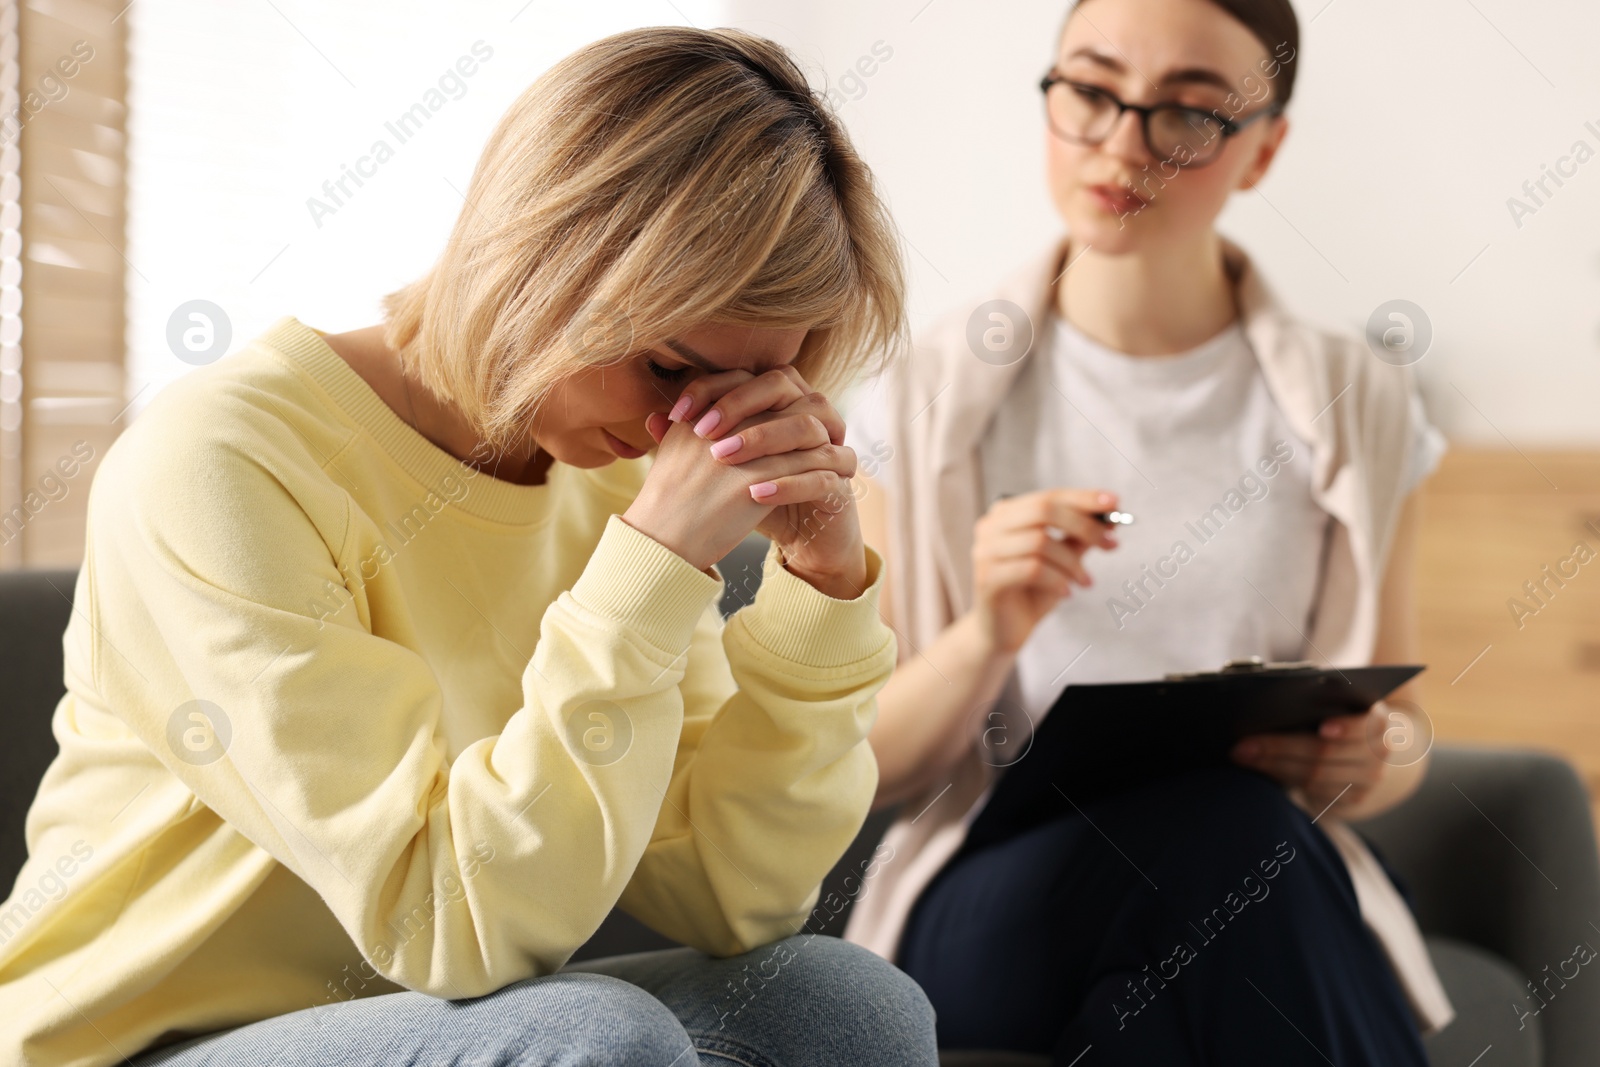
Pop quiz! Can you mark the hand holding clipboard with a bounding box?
[962,658,1425,854]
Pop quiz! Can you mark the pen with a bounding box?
[997,493,1134,527]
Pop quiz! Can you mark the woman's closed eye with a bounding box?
[645,358,690,383]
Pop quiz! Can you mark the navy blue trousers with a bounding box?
[897,767,1429,1066]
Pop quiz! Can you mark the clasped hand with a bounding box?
[621,365,867,599]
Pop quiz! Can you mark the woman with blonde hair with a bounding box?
[0,26,937,1067]
[826,0,1452,1062]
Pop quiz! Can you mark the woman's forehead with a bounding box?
[1058,0,1269,88]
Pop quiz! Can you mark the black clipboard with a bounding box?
[960,660,1425,855]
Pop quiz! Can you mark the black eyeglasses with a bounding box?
[1039,73,1282,168]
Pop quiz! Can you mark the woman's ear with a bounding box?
[1238,114,1289,191]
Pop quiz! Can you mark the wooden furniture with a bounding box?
[1415,449,1600,824]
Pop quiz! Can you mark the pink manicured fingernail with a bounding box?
[668,395,693,423]
[750,481,777,500]
[709,434,742,459]
[1098,492,1115,505]
[693,409,722,437]
[1320,720,1342,738]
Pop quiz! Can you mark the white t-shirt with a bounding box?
[845,313,1446,720]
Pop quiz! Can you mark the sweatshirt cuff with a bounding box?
[731,541,892,669]
[568,514,724,652]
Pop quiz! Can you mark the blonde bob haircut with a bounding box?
[382,26,907,453]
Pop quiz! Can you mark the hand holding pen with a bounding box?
[970,489,1128,656]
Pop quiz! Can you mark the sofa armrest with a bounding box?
[1355,744,1600,1065]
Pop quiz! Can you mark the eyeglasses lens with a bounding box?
[1046,83,1116,142]
[1149,107,1224,163]
[1046,82,1227,166]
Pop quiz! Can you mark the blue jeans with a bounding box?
[125,934,937,1066]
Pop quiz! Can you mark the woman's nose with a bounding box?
[1099,108,1152,165]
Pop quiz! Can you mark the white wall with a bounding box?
[124,0,726,412]
[126,0,1600,444]
[723,0,1600,445]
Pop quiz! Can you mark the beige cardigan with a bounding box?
[842,234,1454,1033]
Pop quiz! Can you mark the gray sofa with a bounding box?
[4,558,1598,1066]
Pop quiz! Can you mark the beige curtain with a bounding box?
[2,0,125,569]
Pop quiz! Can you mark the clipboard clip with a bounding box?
[1163,656,1320,681]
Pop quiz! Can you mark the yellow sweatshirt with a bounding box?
[0,317,894,1067]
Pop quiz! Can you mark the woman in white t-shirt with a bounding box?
[841,0,1448,1063]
